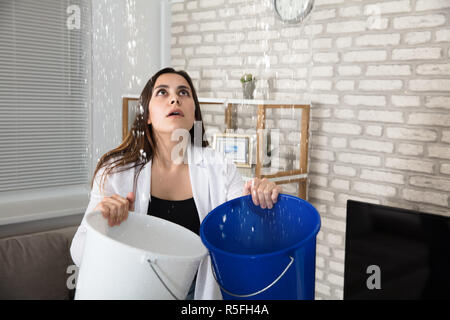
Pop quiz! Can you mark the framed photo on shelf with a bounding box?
[213,133,252,168]
[122,96,140,140]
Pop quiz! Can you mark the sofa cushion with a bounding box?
[0,227,76,300]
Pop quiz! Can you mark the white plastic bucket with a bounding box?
[75,211,207,300]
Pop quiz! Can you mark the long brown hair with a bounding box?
[92,67,208,191]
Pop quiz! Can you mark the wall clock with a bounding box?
[274,0,314,24]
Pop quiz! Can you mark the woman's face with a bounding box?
[147,73,196,135]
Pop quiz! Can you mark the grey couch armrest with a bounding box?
[0,226,77,300]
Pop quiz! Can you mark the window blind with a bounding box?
[0,0,91,194]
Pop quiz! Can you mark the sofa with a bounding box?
[0,225,78,300]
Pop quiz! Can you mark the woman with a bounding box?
[70,67,282,299]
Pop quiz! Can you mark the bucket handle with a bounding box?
[146,259,181,300]
[210,255,294,298]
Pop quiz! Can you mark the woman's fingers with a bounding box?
[252,178,268,209]
[257,179,269,209]
[247,178,282,210]
[244,179,264,207]
[243,180,252,196]
[111,194,128,224]
[100,199,118,226]
[264,184,273,209]
[96,194,131,226]
[251,178,260,206]
[126,192,135,211]
[106,198,123,226]
[259,179,276,209]
[95,202,110,219]
[271,185,281,204]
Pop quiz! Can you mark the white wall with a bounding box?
[91,0,171,172]
[170,0,450,300]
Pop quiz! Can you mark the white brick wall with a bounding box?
[171,0,450,300]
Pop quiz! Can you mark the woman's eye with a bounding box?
[179,89,190,96]
[156,89,166,96]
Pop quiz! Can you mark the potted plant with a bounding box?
[240,73,256,99]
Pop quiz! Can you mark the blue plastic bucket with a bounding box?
[200,194,321,300]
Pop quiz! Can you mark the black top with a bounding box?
[147,195,200,235]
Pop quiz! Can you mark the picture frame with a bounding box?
[122,96,140,140]
[212,133,252,168]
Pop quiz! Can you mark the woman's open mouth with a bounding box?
[167,108,184,117]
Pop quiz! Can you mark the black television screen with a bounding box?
[344,200,450,300]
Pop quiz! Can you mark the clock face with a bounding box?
[274,0,314,23]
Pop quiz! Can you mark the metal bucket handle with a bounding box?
[210,255,294,298]
[146,258,181,300]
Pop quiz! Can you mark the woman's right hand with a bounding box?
[93,192,135,227]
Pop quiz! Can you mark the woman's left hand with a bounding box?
[243,178,282,209]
